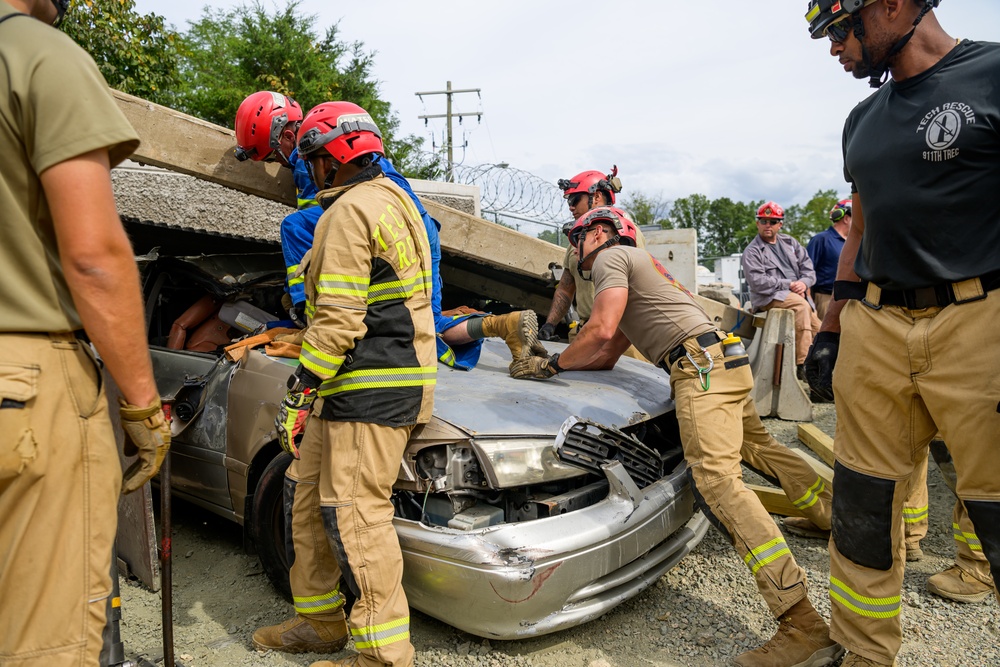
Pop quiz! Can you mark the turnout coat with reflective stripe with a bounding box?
[300,172,436,426]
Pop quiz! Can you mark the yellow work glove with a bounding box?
[120,398,171,495]
[275,386,316,459]
[509,354,560,380]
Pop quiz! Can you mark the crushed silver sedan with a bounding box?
[145,252,708,639]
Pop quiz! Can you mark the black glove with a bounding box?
[538,322,559,341]
[805,331,840,403]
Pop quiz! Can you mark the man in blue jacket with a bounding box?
[807,199,851,320]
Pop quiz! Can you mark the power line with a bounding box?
[415,81,482,183]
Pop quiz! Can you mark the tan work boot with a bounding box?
[252,613,349,654]
[783,517,830,541]
[732,598,843,667]
[927,564,994,603]
[480,310,544,360]
[841,652,898,666]
[905,542,924,562]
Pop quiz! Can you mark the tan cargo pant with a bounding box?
[903,453,929,550]
[669,335,821,616]
[759,292,821,365]
[830,294,1000,663]
[287,414,415,667]
[0,332,121,666]
[814,292,834,321]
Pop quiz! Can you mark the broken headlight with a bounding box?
[472,438,588,488]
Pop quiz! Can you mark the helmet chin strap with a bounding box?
[859,1,936,88]
[576,234,621,279]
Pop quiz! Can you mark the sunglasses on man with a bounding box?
[827,17,853,44]
[567,193,586,208]
[757,219,782,226]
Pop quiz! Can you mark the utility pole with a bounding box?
[416,81,481,182]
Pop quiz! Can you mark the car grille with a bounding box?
[555,417,663,488]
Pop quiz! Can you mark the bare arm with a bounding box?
[544,268,577,326]
[819,192,865,333]
[558,287,629,370]
[41,149,158,407]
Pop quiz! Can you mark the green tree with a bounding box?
[620,191,671,228]
[670,194,761,270]
[61,0,181,106]
[175,1,439,179]
[537,228,561,246]
[783,189,840,244]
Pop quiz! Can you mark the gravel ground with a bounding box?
[118,403,997,667]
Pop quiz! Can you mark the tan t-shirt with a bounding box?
[0,4,140,332]
[565,227,646,320]
[593,245,714,366]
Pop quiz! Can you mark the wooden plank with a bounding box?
[797,423,836,468]
[747,484,805,518]
[114,90,296,205]
[694,293,760,341]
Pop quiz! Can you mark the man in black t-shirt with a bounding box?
[804,1,1000,665]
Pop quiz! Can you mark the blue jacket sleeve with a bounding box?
[280,207,323,307]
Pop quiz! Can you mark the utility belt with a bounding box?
[834,269,1000,310]
[0,330,88,342]
[659,330,725,372]
[812,287,833,296]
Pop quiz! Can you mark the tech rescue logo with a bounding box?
[917,102,976,162]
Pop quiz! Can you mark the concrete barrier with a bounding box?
[745,309,813,421]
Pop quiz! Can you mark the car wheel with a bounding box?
[250,452,294,602]
[250,451,358,614]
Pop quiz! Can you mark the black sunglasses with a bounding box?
[827,17,853,43]
[567,193,586,207]
[758,219,782,226]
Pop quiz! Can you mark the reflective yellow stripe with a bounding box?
[294,587,345,614]
[318,366,437,396]
[805,4,820,22]
[367,271,433,304]
[297,196,318,209]
[953,523,983,551]
[351,615,410,649]
[743,536,791,575]
[438,346,457,367]
[316,273,370,298]
[305,300,316,319]
[903,505,928,523]
[299,340,344,377]
[830,576,901,618]
[792,477,825,510]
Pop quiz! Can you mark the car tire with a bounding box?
[250,452,294,602]
[250,451,358,614]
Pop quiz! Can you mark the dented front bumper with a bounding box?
[394,460,708,639]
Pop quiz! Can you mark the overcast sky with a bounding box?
[133,0,998,209]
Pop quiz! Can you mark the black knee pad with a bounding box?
[687,467,733,543]
[963,500,1000,586]
[321,506,360,597]
[283,476,297,568]
[832,462,894,571]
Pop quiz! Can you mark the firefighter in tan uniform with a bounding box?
[513,207,843,667]
[540,168,646,362]
[805,1,1000,664]
[251,102,435,667]
[0,1,169,665]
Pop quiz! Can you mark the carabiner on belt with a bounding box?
[685,346,714,391]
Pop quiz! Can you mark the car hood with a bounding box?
[432,339,672,437]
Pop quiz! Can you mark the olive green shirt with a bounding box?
[0,3,139,332]
[592,245,713,367]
